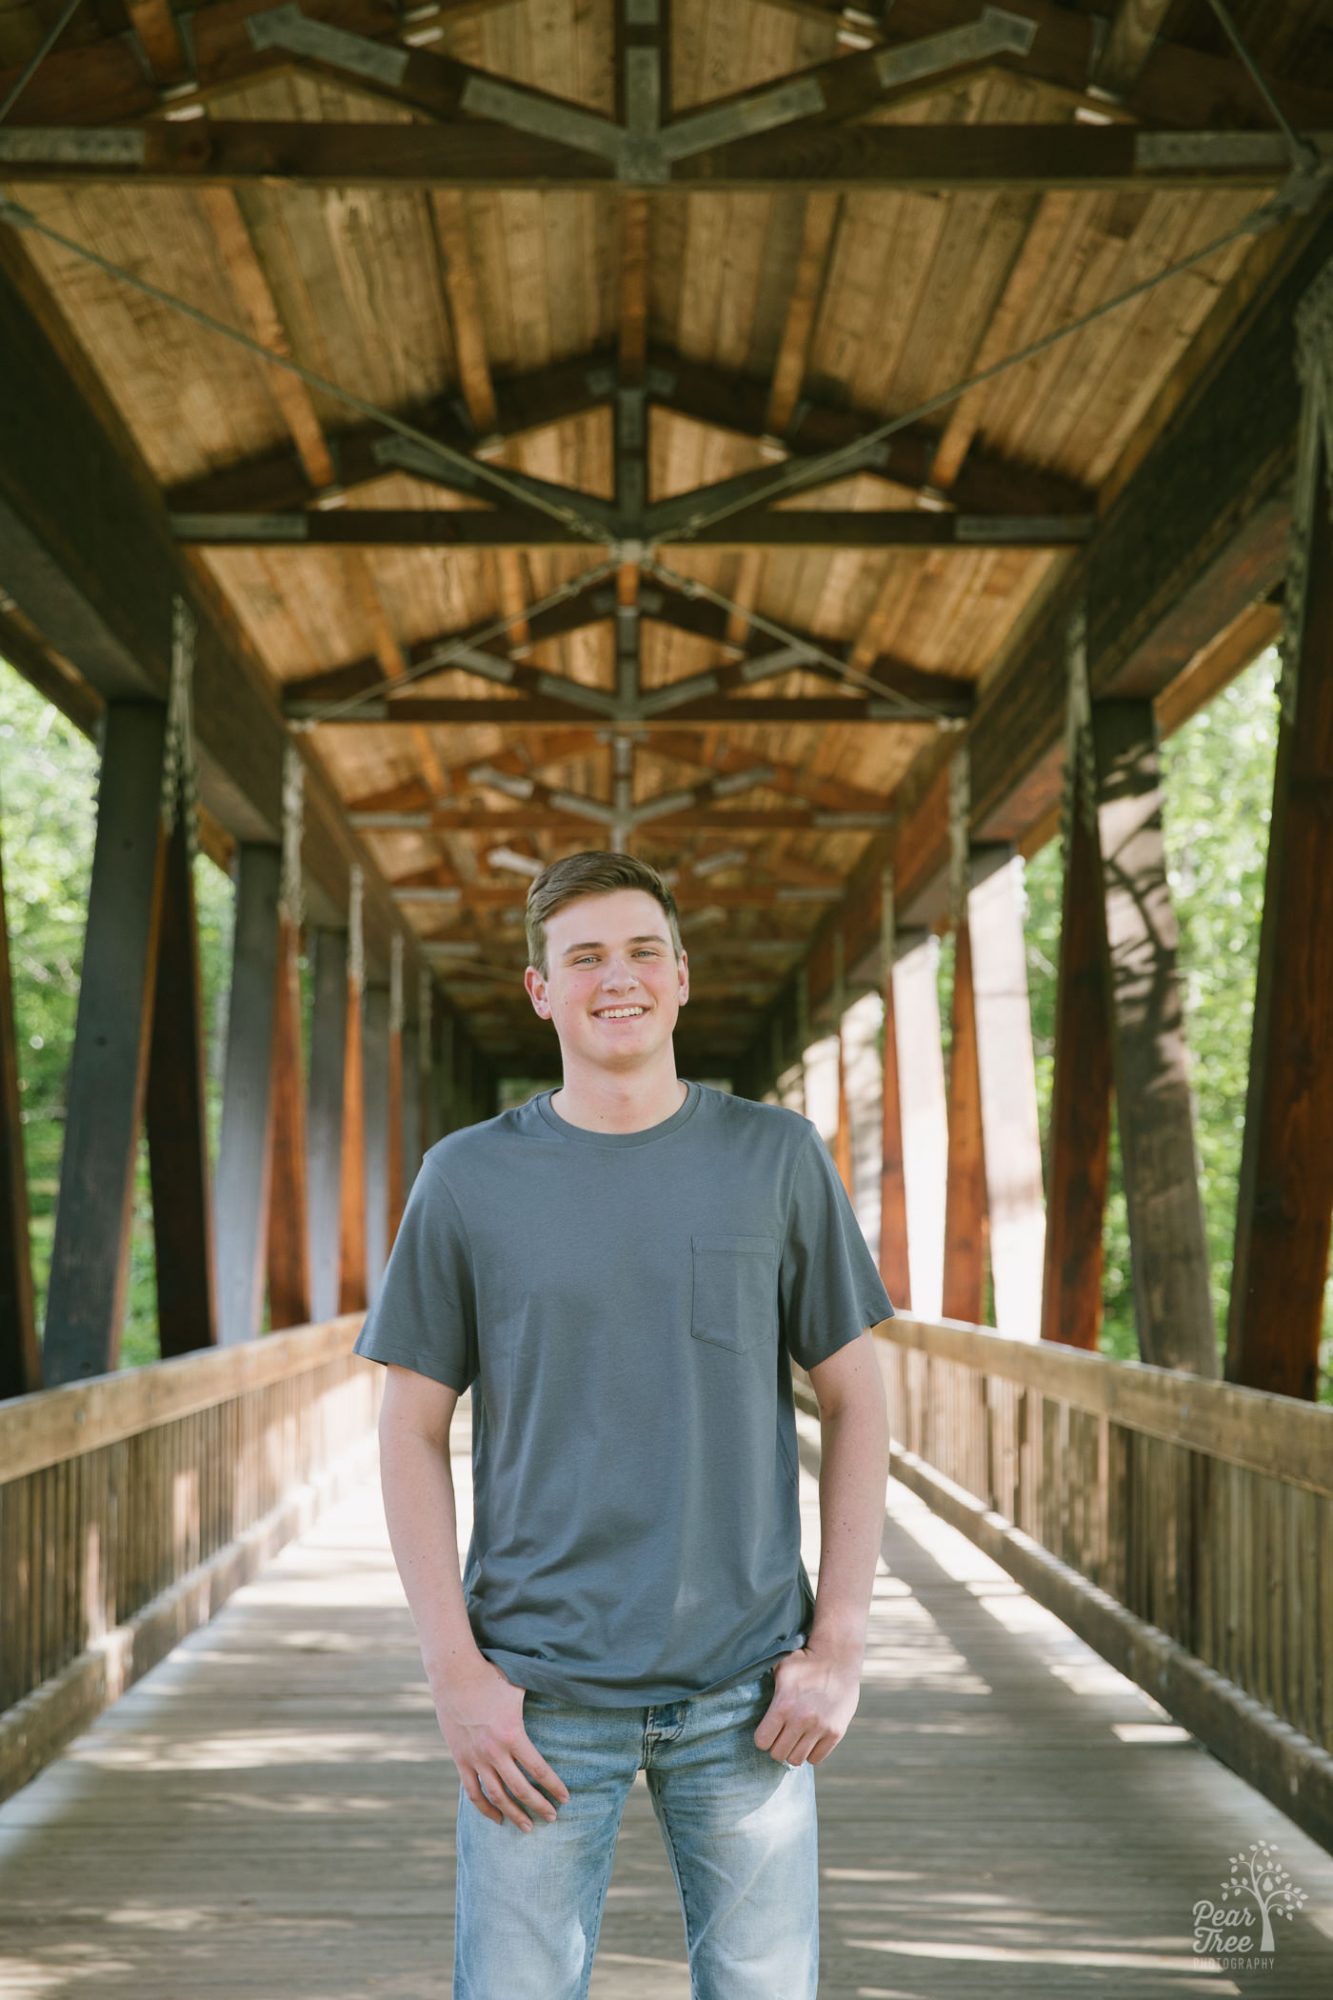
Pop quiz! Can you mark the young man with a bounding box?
[354,850,893,1999]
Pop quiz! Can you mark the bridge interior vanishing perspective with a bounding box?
[2,0,1333,1989]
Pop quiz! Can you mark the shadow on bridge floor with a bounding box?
[1,1397,1331,1999]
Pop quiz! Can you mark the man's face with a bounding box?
[524,888,689,1071]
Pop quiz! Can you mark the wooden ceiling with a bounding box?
[1,0,1329,1073]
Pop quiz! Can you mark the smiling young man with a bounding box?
[353,850,893,2000]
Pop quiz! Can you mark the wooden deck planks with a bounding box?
[2,1404,1333,1995]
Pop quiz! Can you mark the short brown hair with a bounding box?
[525,850,683,977]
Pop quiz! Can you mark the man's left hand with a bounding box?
[753,1642,862,1767]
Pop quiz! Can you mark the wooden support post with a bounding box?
[145,818,217,1358]
[214,844,281,1346]
[307,926,346,1325]
[386,942,405,1246]
[266,915,311,1330]
[0,818,39,1397]
[401,1019,421,1207]
[1042,730,1113,1350]
[878,956,911,1312]
[894,936,948,1318]
[363,984,390,1298]
[436,1008,455,1139]
[1227,272,1333,1401]
[338,918,367,1316]
[44,705,167,1386]
[942,914,987,1324]
[969,855,1046,1339]
[1093,700,1217,1375]
[832,933,853,1197]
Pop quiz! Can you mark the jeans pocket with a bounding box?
[690,1234,779,1353]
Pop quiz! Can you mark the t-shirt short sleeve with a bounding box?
[351,1158,478,1392]
[779,1129,894,1372]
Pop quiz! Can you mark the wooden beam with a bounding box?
[312,696,945,727]
[968,856,1045,1340]
[878,950,911,1313]
[0,120,1314,190]
[166,343,1090,526]
[5,0,1332,140]
[306,926,347,1325]
[214,844,281,1347]
[941,916,987,1325]
[266,915,311,1330]
[0,223,454,1005]
[0,821,39,1398]
[894,937,947,1319]
[1093,0,1176,101]
[43,705,166,1386]
[338,954,366,1315]
[178,506,1089,549]
[1092,700,1216,1376]
[362,985,390,1295]
[145,818,219,1359]
[1227,316,1333,1401]
[1040,770,1113,1353]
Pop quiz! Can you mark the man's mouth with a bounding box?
[593,1006,647,1020]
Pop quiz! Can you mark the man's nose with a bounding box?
[600,957,641,987]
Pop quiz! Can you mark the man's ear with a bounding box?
[524,965,551,1018]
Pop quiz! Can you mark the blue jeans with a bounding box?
[452,1664,819,1999]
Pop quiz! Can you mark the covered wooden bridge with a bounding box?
[2,0,1333,1986]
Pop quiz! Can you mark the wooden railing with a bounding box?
[870,1317,1333,1853]
[0,1316,378,1802]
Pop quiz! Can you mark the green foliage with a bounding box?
[0,659,234,1372]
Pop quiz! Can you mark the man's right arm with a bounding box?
[376,1364,569,1832]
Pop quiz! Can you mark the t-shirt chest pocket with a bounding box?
[690,1234,780,1353]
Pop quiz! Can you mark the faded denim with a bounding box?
[452,1665,819,1999]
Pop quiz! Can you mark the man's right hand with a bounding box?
[432,1657,571,1832]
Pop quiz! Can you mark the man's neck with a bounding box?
[548,1066,687,1135]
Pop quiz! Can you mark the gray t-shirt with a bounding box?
[353,1078,894,1706]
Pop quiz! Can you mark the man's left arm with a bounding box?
[753,1329,890,1768]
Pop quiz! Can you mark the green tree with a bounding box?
[0,660,234,1370]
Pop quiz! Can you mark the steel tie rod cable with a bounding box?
[640,555,949,722]
[0,196,611,544]
[1204,0,1319,175]
[301,558,620,722]
[0,0,83,128]
[662,200,1303,543]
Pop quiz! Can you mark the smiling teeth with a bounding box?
[597,1007,644,1019]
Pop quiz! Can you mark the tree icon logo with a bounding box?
[1192,1841,1309,1964]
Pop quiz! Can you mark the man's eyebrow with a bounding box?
[560,933,670,955]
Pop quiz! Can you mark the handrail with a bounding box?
[871,1315,1333,1854]
[0,1316,378,1803]
[884,1314,1333,1496]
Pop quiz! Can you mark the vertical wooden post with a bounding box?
[266,914,311,1329]
[832,932,853,1196]
[436,1007,454,1140]
[401,1018,421,1205]
[877,874,911,1311]
[1227,270,1333,1401]
[1093,700,1216,1375]
[338,872,367,1315]
[1042,632,1113,1349]
[266,749,310,1330]
[45,703,167,1386]
[794,965,810,1119]
[942,914,987,1324]
[894,936,947,1317]
[0,817,39,1397]
[416,967,435,1154]
[145,818,217,1357]
[386,937,405,1246]
[214,843,281,1346]
[307,925,346,1324]
[363,983,390,1296]
[970,855,1046,1338]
